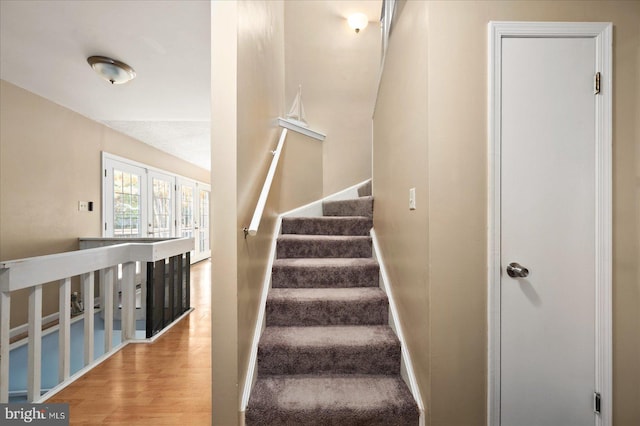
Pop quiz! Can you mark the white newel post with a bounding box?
[27,284,42,402]
[0,289,10,403]
[58,278,71,382]
[121,262,136,340]
[82,273,94,366]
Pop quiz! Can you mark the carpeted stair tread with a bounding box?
[277,235,372,259]
[323,196,373,218]
[266,288,388,326]
[282,216,372,236]
[246,375,419,426]
[258,326,400,375]
[271,258,379,288]
[248,192,419,425]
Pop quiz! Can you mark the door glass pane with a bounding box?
[199,189,210,252]
[181,186,194,238]
[152,178,172,238]
[113,170,141,237]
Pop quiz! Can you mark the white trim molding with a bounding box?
[487,21,612,426]
[277,117,326,141]
[371,229,425,426]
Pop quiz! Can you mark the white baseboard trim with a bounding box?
[278,178,372,218]
[10,296,103,342]
[240,217,282,413]
[9,308,103,351]
[10,308,193,401]
[371,229,425,425]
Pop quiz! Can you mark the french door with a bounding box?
[104,159,146,238]
[148,171,175,238]
[195,184,211,262]
[103,154,210,262]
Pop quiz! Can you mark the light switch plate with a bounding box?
[78,201,89,211]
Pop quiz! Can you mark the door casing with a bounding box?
[487,21,612,426]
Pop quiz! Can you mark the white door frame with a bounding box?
[487,21,612,426]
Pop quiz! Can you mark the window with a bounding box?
[113,169,142,237]
[102,153,211,262]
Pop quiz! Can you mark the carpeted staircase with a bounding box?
[246,183,419,425]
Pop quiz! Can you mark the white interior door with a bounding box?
[489,22,612,426]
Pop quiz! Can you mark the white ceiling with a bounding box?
[0,0,211,170]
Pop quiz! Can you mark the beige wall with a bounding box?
[284,0,380,196]
[373,1,639,425]
[211,1,324,424]
[211,1,240,423]
[0,79,209,328]
[372,0,431,415]
[236,0,286,418]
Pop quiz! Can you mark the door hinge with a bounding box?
[104,222,107,231]
[594,392,601,414]
[594,72,601,95]
[104,169,107,177]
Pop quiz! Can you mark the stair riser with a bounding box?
[323,197,373,218]
[266,299,388,326]
[271,264,379,288]
[277,239,372,259]
[258,344,400,376]
[358,181,372,197]
[282,218,372,236]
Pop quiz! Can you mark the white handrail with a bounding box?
[245,128,288,237]
[0,237,193,403]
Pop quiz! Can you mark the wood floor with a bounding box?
[48,260,212,425]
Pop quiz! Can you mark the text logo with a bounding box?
[0,404,69,425]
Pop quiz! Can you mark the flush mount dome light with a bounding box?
[87,56,136,85]
[347,13,369,33]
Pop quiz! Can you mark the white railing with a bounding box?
[0,237,193,403]
[244,128,288,237]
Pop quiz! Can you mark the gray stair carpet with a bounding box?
[246,195,419,425]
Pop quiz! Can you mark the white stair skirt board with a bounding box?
[371,229,425,426]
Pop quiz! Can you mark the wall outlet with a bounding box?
[409,188,416,210]
[78,201,89,211]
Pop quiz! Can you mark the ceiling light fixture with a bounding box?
[347,13,369,33]
[87,56,136,85]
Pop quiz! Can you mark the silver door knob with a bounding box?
[507,262,529,278]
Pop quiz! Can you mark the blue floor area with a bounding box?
[9,312,146,402]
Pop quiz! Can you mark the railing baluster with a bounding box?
[103,267,115,352]
[27,284,42,402]
[0,238,192,401]
[0,290,10,403]
[58,278,71,382]
[82,273,94,365]
[121,262,136,340]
